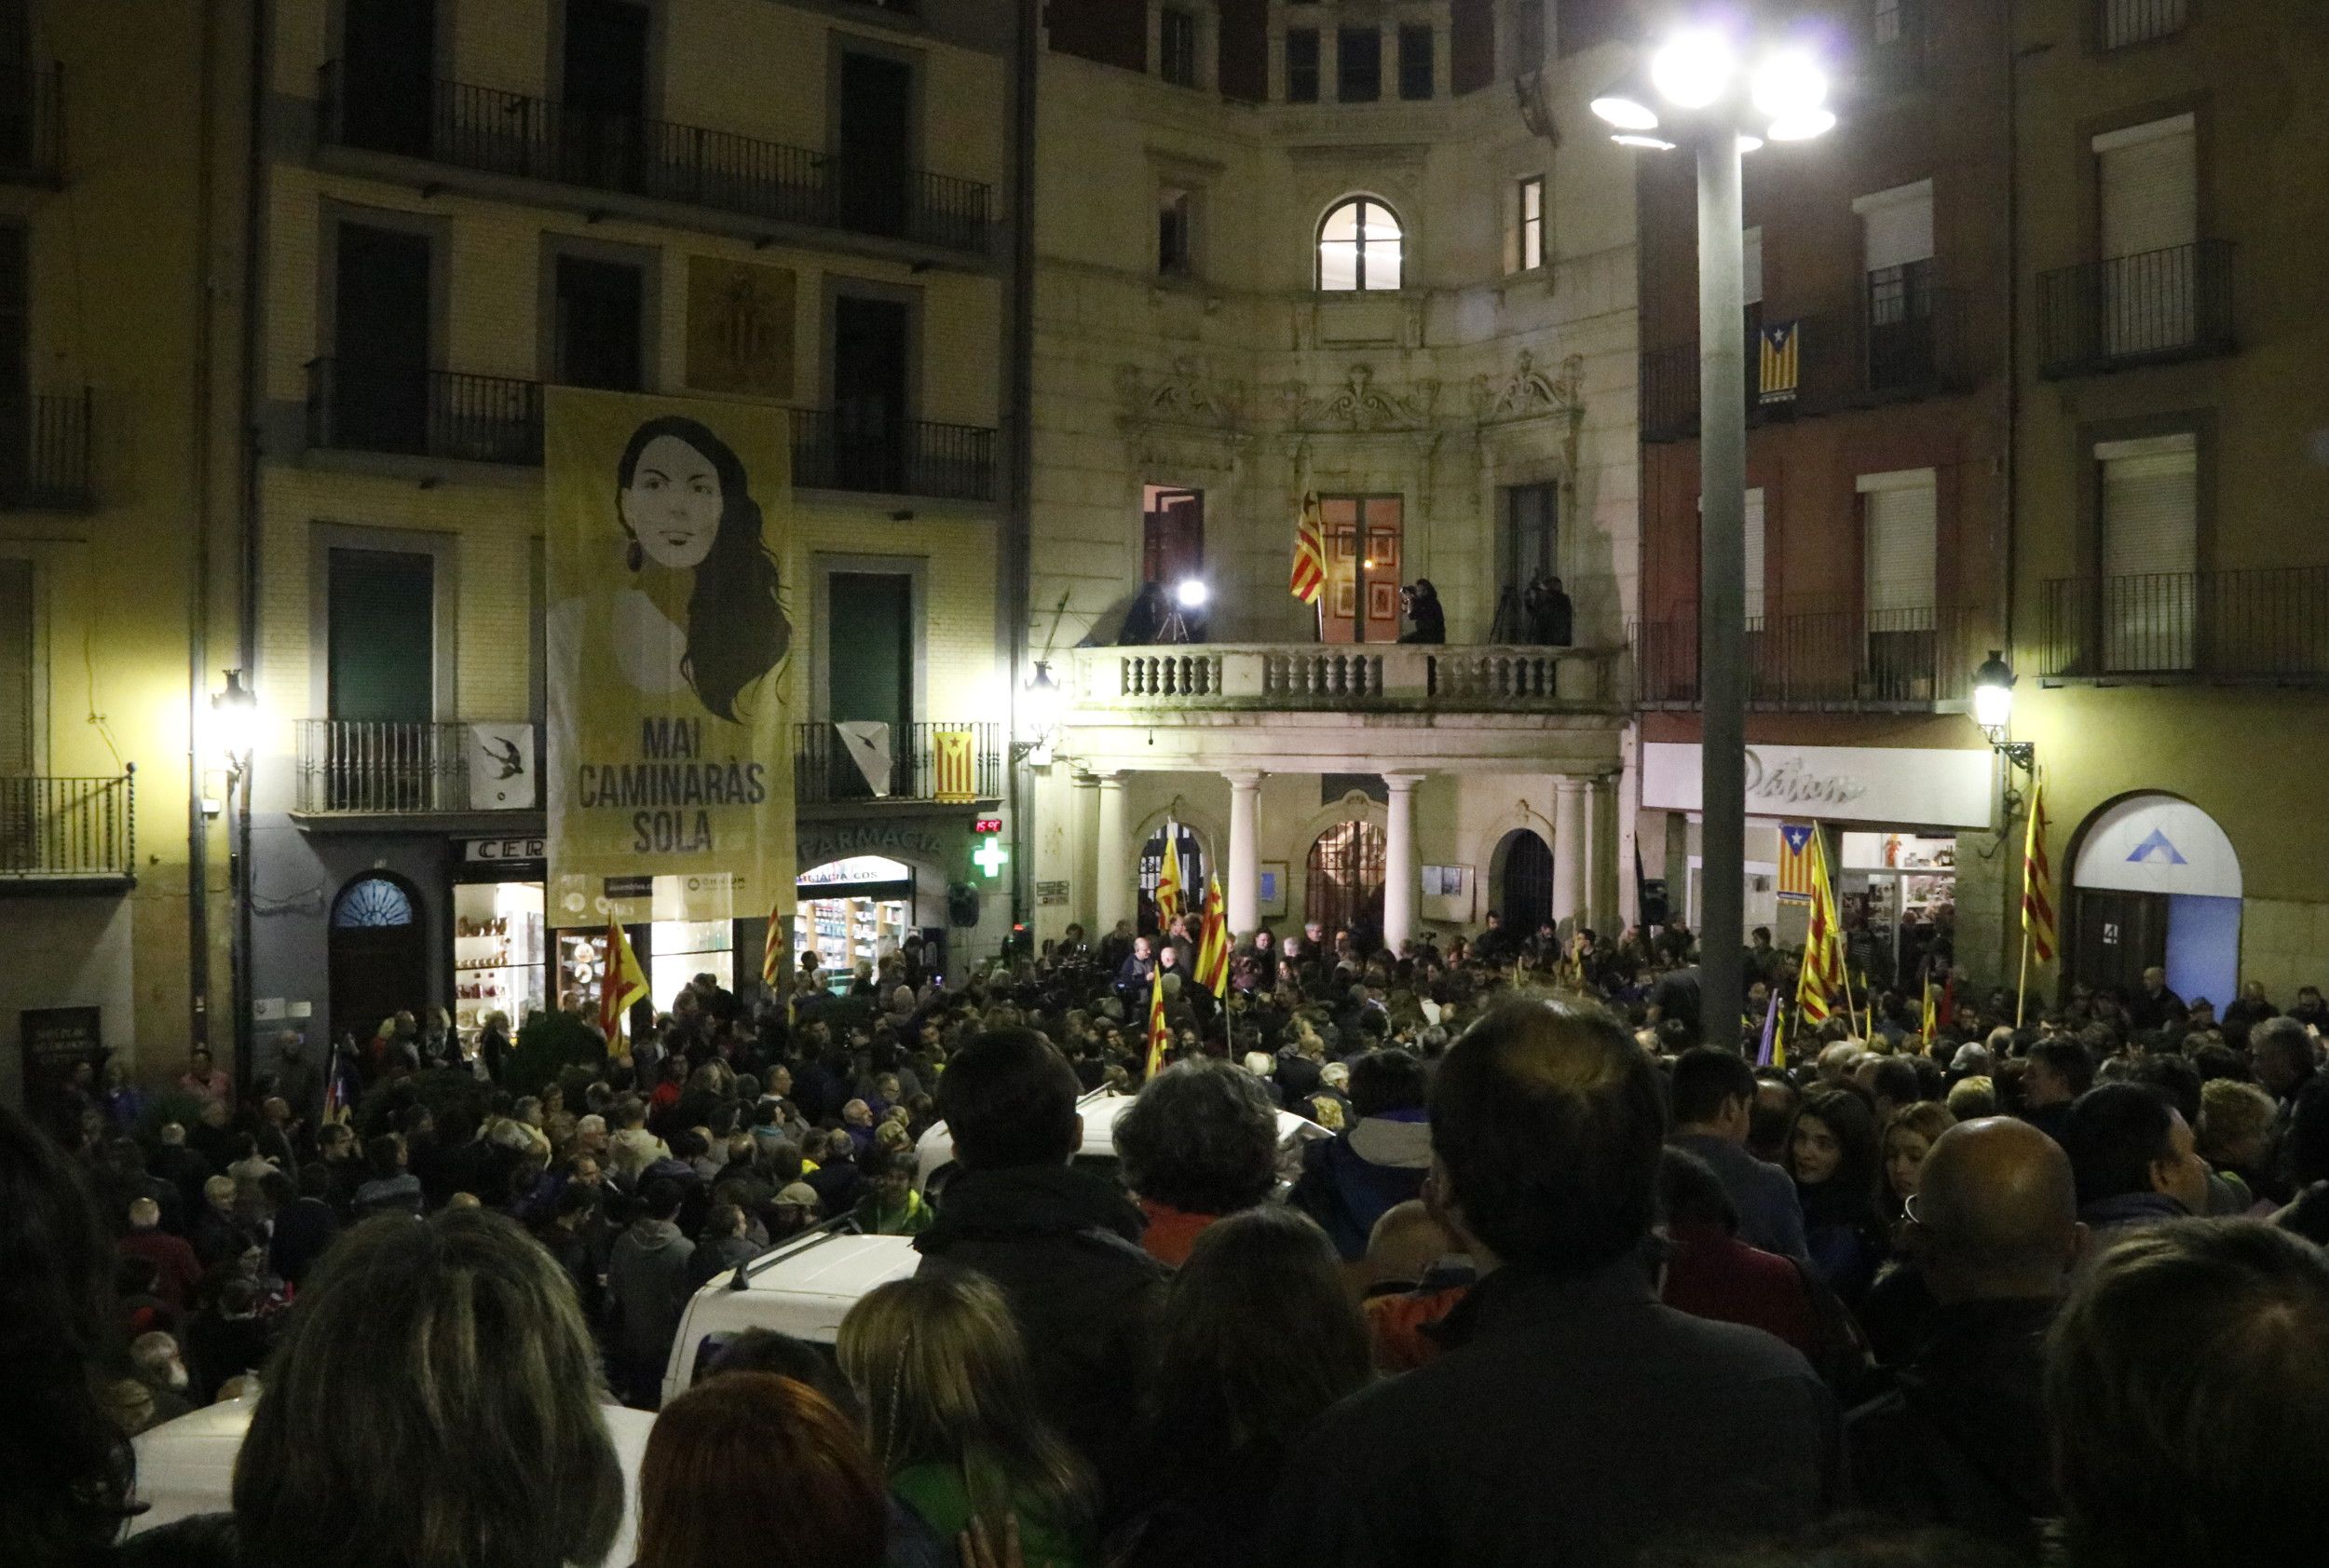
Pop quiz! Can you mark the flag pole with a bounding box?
[2016,929,2031,1029]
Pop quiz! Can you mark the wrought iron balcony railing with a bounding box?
[793,721,1001,804]
[0,61,64,184]
[306,359,545,466]
[317,61,991,256]
[0,770,135,882]
[1,390,95,511]
[2096,0,2189,50]
[788,408,997,502]
[297,721,497,813]
[2038,240,2235,377]
[1632,603,1984,709]
[2038,567,2329,682]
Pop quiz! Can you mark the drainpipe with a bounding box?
[186,0,221,1049]
[1999,5,2020,660]
[1001,0,1039,941]
[231,0,270,1097]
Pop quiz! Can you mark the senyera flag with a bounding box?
[1290,491,1327,605]
[1195,873,1230,1000]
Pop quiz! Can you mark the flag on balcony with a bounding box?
[933,729,977,802]
[836,722,892,798]
[1759,320,1801,405]
[1794,826,1846,1027]
[2023,771,2057,965]
[1195,874,1231,1001]
[1291,491,1328,605]
[597,919,650,1052]
[1153,820,1185,927]
[1777,823,1817,903]
[1145,966,1170,1082]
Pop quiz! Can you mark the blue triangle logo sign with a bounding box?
[2128,828,2188,866]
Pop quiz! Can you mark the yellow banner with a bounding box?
[544,389,797,933]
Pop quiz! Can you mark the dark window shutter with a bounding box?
[328,549,435,722]
[825,572,913,733]
[1044,0,1147,74]
[1217,0,1269,102]
[1451,0,1496,94]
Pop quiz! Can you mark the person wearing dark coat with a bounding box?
[1845,1118,2082,1561]
[267,1167,342,1288]
[1400,579,1446,644]
[915,1028,1168,1533]
[1288,1048,1433,1261]
[1266,1002,1835,1568]
[1118,581,1169,646]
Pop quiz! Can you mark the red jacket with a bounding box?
[119,1229,205,1313]
[1659,1220,1821,1358]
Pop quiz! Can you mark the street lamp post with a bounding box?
[211,669,261,1098]
[1594,24,1833,1045]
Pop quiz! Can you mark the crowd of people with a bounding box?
[7,907,2329,1568]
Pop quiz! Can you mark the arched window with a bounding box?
[1318,198,1404,292]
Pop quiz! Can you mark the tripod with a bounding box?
[1490,583,1529,643]
[1155,606,1192,644]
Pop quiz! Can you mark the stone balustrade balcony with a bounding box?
[1069,643,1621,714]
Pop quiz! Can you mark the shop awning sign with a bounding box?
[1642,743,1995,829]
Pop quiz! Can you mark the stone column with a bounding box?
[1553,775,1591,933]
[1095,773,1132,935]
[1226,770,1264,939]
[1382,773,1424,954]
[1589,775,1621,934]
[1070,773,1100,934]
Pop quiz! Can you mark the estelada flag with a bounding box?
[597,918,650,1047]
[933,729,977,802]
[1777,823,1817,903]
[1194,874,1231,1000]
[1794,827,1846,1027]
[1145,966,1169,1080]
[2023,771,2057,965]
[1290,491,1328,605]
[1153,821,1185,927]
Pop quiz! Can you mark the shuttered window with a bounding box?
[0,558,34,773]
[1744,487,1767,621]
[1859,470,1938,619]
[2097,433,2198,671]
[327,549,434,723]
[1855,179,1934,273]
[2096,115,2197,260]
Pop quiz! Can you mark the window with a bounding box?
[1318,197,1403,292]
[1158,185,1194,278]
[1286,28,1319,102]
[553,254,646,391]
[0,223,24,504]
[1142,486,1205,585]
[0,558,35,772]
[1502,484,1557,599]
[329,548,435,723]
[1316,495,1403,643]
[2095,114,2199,357]
[2099,0,2189,50]
[1451,0,1496,89]
[1855,180,1937,389]
[1743,487,1768,621]
[1398,23,1435,100]
[826,571,916,735]
[331,220,434,455]
[1338,26,1381,102]
[2097,433,2198,671]
[1160,7,1199,87]
[1517,176,1545,271]
[1860,469,1938,690]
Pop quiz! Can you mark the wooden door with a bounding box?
[2072,887,2168,997]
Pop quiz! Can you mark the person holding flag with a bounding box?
[598,918,649,1058]
[1145,965,1170,1083]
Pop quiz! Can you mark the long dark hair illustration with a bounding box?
[614,415,788,723]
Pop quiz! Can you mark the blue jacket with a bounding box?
[1289,1110,1432,1261]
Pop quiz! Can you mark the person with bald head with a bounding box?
[1843,1117,2086,1560]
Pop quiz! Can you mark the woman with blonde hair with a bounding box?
[838,1273,1098,1568]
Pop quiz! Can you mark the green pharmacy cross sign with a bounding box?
[973,835,1010,879]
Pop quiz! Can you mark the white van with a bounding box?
[124,1392,657,1566]
[658,1224,920,1407]
[913,1086,1328,1196]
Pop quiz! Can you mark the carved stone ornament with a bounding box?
[1116,355,1241,429]
[1282,364,1440,432]
[1470,348,1586,426]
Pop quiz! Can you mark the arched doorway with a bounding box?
[1307,820,1386,939]
[329,873,427,1043]
[2069,793,2242,1008]
[1496,829,1555,932]
[1137,824,1206,935]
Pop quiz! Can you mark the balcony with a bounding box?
[2038,567,2329,683]
[1642,276,1959,443]
[0,61,64,185]
[316,62,991,259]
[1073,644,1621,712]
[0,770,136,890]
[295,720,538,816]
[307,360,544,467]
[2039,241,2235,378]
[2096,0,2188,50]
[788,409,996,502]
[793,721,1001,806]
[1632,603,1984,710]
[0,391,95,511]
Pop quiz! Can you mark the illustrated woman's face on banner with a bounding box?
[620,433,726,569]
